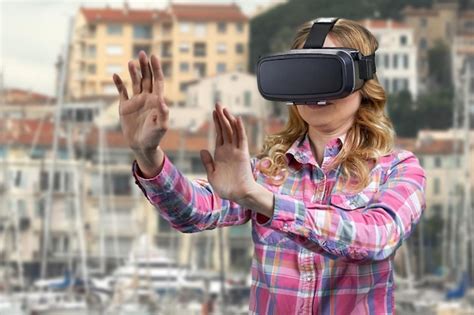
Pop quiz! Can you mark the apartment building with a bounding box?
[402,1,474,92]
[362,19,419,99]
[67,3,249,107]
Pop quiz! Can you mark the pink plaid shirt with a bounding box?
[132,131,426,314]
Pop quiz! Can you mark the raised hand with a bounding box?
[200,104,258,203]
[113,51,169,176]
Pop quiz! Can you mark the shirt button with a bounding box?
[306,276,312,282]
[283,223,288,231]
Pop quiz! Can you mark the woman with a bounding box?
[113,18,426,315]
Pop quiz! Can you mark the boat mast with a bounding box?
[40,17,74,279]
[460,59,471,280]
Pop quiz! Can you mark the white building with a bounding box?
[362,19,419,99]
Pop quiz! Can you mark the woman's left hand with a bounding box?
[200,103,259,204]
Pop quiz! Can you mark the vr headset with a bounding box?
[256,17,376,105]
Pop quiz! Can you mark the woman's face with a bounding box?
[295,35,361,132]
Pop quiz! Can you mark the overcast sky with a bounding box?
[0,0,274,96]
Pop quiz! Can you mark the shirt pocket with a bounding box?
[330,188,377,211]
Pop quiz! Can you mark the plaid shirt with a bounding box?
[132,131,426,314]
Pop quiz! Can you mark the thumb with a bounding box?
[200,150,215,178]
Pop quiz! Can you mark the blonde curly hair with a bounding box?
[256,18,395,192]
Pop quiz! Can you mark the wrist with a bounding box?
[134,147,164,178]
[237,183,274,218]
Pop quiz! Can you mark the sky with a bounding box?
[0,0,275,97]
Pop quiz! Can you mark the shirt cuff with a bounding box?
[132,153,177,199]
[256,193,305,234]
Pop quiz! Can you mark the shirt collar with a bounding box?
[285,131,346,168]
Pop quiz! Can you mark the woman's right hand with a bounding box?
[113,51,169,176]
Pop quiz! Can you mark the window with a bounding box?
[14,170,22,187]
[133,25,152,39]
[87,64,96,74]
[402,79,409,91]
[106,64,122,75]
[420,18,427,28]
[418,157,424,167]
[236,43,244,54]
[87,24,96,37]
[194,43,206,57]
[86,45,96,58]
[244,91,251,107]
[107,24,122,35]
[111,174,131,195]
[133,44,151,57]
[194,63,206,77]
[433,178,440,194]
[213,89,221,103]
[217,22,227,33]
[162,62,172,78]
[376,53,382,69]
[236,22,244,33]
[216,43,227,54]
[180,62,189,73]
[158,216,172,233]
[393,78,399,93]
[236,63,244,72]
[195,23,207,37]
[384,54,390,68]
[53,171,61,191]
[161,42,172,58]
[161,23,172,36]
[179,42,190,53]
[400,35,407,46]
[403,54,409,69]
[180,82,188,92]
[40,171,48,191]
[106,44,123,56]
[216,63,226,74]
[179,22,190,33]
[384,78,390,93]
[434,156,442,168]
[393,54,398,69]
[103,83,117,95]
[419,38,427,50]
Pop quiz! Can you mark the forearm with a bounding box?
[237,183,275,219]
[133,154,254,232]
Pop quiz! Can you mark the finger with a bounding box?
[128,61,141,95]
[213,110,223,146]
[112,74,129,101]
[200,150,215,176]
[216,103,233,144]
[236,116,248,149]
[139,51,152,93]
[150,54,165,95]
[223,107,239,147]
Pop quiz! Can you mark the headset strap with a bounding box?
[303,17,339,49]
[359,53,376,80]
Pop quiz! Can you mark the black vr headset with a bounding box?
[256,17,376,105]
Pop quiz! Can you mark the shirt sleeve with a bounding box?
[132,153,258,233]
[257,150,426,263]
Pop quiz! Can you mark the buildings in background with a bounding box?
[66,3,249,106]
[403,0,474,92]
[362,19,419,99]
[0,97,270,281]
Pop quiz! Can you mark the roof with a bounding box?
[80,7,170,23]
[402,6,438,17]
[360,19,411,29]
[2,88,54,105]
[170,3,247,22]
[414,139,464,155]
